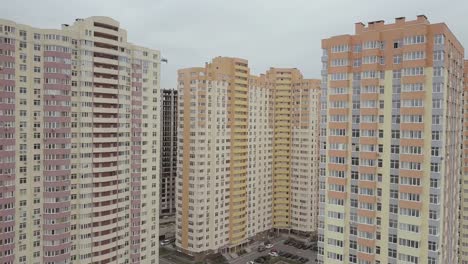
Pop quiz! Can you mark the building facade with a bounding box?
[160,88,177,217]
[461,60,468,264]
[318,16,464,264]
[176,57,320,255]
[0,17,161,264]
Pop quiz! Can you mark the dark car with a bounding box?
[291,255,300,260]
[284,253,292,258]
[254,257,265,263]
[257,245,266,252]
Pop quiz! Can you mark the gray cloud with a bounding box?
[2,0,467,88]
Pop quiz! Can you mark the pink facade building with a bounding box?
[0,17,160,264]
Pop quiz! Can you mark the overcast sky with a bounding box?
[2,0,467,88]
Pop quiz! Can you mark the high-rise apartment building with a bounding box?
[461,60,468,264]
[176,57,320,255]
[319,15,464,264]
[160,88,177,217]
[0,17,161,264]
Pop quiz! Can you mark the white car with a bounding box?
[246,261,255,264]
[160,239,172,246]
[268,252,278,257]
[265,244,273,249]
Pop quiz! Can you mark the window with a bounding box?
[428,241,437,251]
[402,83,424,92]
[331,44,349,53]
[330,73,348,81]
[402,99,423,108]
[399,238,419,248]
[401,161,421,171]
[429,210,438,219]
[392,70,401,79]
[401,115,423,123]
[402,67,424,76]
[431,147,440,157]
[434,34,444,44]
[433,50,444,61]
[353,45,362,53]
[393,55,402,64]
[430,178,439,188]
[352,129,360,138]
[403,51,425,61]
[400,208,420,217]
[363,40,384,50]
[429,225,438,235]
[353,59,361,67]
[401,177,420,186]
[433,82,443,93]
[430,194,439,204]
[331,58,349,67]
[433,67,444,77]
[430,162,440,172]
[389,218,398,228]
[403,35,426,45]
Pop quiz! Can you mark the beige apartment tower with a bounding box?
[176,57,320,255]
[318,16,464,264]
[0,17,161,264]
[461,60,468,264]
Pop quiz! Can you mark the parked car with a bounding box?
[160,239,172,246]
[268,252,278,257]
[257,245,266,252]
[254,258,265,263]
[265,243,273,249]
[246,261,255,264]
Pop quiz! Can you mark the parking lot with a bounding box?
[229,238,317,264]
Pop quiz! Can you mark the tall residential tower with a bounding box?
[176,57,320,256]
[0,17,161,264]
[461,60,468,264]
[318,16,464,264]
[160,88,177,217]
